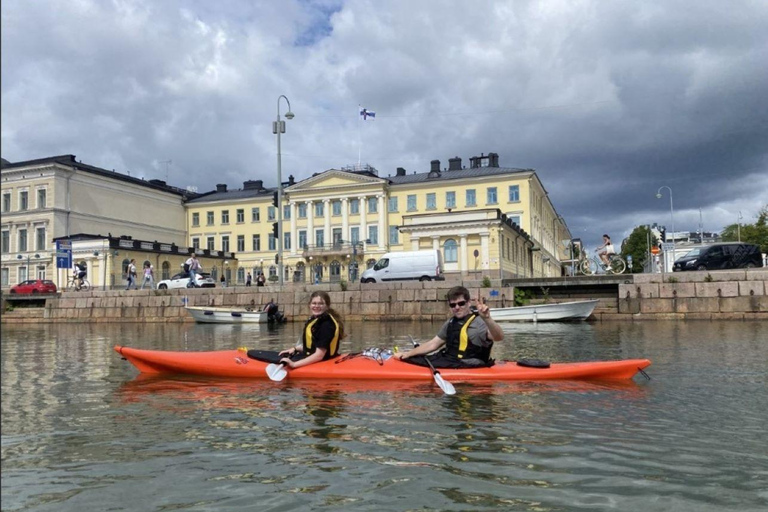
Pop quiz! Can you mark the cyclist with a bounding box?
[74,261,87,290]
[596,234,615,268]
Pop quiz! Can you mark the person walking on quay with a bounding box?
[394,286,504,368]
[126,259,138,290]
[184,254,202,288]
[140,261,155,290]
[246,272,252,287]
[256,272,266,287]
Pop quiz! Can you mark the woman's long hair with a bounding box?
[310,290,346,340]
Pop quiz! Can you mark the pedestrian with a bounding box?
[220,274,226,288]
[394,286,504,368]
[256,272,266,287]
[126,259,138,290]
[140,261,155,290]
[184,254,202,288]
[246,272,252,287]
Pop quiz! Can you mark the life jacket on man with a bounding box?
[442,313,493,363]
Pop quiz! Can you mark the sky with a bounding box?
[2,0,767,249]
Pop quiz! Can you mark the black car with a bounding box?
[674,243,763,271]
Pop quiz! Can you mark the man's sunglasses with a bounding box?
[448,300,467,308]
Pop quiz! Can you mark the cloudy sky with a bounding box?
[2,0,767,248]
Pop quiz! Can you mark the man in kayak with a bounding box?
[394,286,504,368]
[248,291,345,369]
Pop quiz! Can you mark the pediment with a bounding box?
[287,169,385,194]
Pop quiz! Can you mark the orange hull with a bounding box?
[115,346,651,381]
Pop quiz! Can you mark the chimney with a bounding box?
[216,183,227,193]
[469,156,479,168]
[149,179,167,187]
[396,167,406,176]
[448,156,462,171]
[243,180,263,190]
[430,159,440,172]
[489,152,499,167]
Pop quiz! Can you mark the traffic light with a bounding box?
[272,222,279,238]
[272,191,279,208]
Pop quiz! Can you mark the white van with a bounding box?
[360,250,444,283]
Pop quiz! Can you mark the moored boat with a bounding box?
[185,306,267,324]
[490,299,599,322]
[115,345,651,381]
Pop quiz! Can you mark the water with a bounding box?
[2,320,767,511]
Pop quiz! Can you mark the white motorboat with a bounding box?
[186,306,267,324]
[490,299,599,322]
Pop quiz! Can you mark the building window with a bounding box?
[508,185,520,202]
[221,235,230,253]
[298,230,307,249]
[315,230,324,248]
[509,215,521,227]
[298,203,307,218]
[207,236,215,250]
[367,197,377,213]
[1,230,9,253]
[268,206,276,221]
[37,189,47,209]
[388,197,398,212]
[446,191,456,209]
[162,261,170,280]
[252,234,261,251]
[2,193,10,212]
[236,209,245,223]
[426,193,436,210]
[36,227,46,251]
[368,225,378,245]
[221,210,229,224]
[20,191,28,210]
[466,189,476,207]
[332,200,342,216]
[192,212,200,226]
[389,226,399,244]
[207,211,214,225]
[269,234,276,251]
[350,199,359,214]
[315,202,324,217]
[18,229,27,252]
[407,195,417,211]
[283,205,291,220]
[252,207,260,222]
[237,235,245,252]
[283,233,291,251]
[192,237,200,250]
[444,239,458,263]
[351,226,360,244]
[487,187,498,204]
[1,268,8,286]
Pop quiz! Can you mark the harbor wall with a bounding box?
[1,270,766,324]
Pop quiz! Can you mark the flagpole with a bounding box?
[357,104,362,167]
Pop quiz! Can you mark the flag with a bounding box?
[359,107,376,120]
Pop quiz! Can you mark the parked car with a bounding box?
[9,279,58,294]
[674,243,763,271]
[157,272,216,289]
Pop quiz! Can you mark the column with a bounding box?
[358,196,367,244]
[306,201,314,248]
[290,202,297,255]
[341,198,349,243]
[411,236,420,251]
[432,235,440,251]
[480,232,490,269]
[460,234,468,273]
[323,199,331,248]
[378,194,386,249]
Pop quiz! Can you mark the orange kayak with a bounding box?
[115,345,651,381]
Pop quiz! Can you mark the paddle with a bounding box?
[266,361,288,381]
[408,335,456,395]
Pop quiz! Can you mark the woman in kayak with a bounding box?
[247,291,345,370]
[394,285,504,368]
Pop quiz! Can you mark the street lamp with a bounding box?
[273,95,294,286]
[16,253,41,281]
[656,186,675,272]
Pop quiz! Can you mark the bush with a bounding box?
[514,288,529,307]
[481,276,492,288]
[268,275,278,282]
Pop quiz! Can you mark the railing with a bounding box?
[301,242,367,258]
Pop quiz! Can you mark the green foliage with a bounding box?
[481,276,492,288]
[268,275,278,282]
[622,226,659,273]
[704,273,714,282]
[540,287,551,304]
[339,280,348,291]
[667,276,679,283]
[514,288,530,307]
[720,205,768,253]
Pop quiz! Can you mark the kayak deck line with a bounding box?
[114,345,651,382]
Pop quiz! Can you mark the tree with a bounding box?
[721,205,768,253]
[621,226,659,273]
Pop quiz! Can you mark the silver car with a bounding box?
[157,272,216,289]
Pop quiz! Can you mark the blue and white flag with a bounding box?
[359,107,376,120]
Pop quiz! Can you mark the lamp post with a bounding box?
[16,253,41,281]
[737,211,743,242]
[273,95,294,286]
[656,186,675,272]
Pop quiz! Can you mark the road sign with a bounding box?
[56,241,72,269]
[661,243,675,252]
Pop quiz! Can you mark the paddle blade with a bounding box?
[266,363,288,381]
[433,371,456,395]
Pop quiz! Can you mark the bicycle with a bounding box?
[580,252,627,275]
[68,274,91,291]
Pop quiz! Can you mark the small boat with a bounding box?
[490,299,599,322]
[185,306,267,324]
[114,345,651,382]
